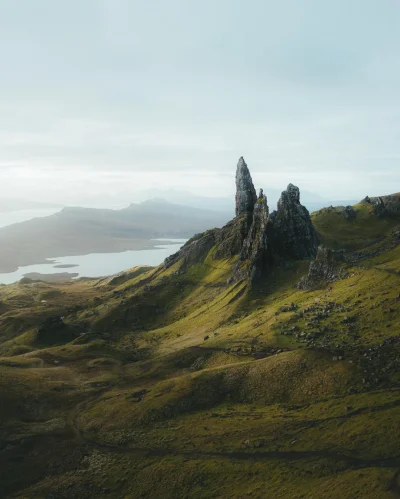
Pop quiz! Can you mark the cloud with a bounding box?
[0,0,399,203]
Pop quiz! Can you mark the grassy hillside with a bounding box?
[0,201,399,498]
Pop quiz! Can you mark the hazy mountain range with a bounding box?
[0,199,229,273]
[2,188,356,215]
[133,189,358,214]
[0,189,359,274]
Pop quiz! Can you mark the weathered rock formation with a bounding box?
[164,157,319,285]
[235,157,257,216]
[297,245,347,290]
[213,215,253,260]
[337,205,357,220]
[268,184,318,260]
[235,189,270,280]
[361,194,400,218]
[166,157,258,270]
[164,230,218,270]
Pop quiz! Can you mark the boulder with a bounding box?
[337,205,357,220]
[297,245,347,290]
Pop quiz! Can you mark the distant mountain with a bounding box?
[135,189,234,214]
[135,188,357,214]
[0,199,230,272]
[58,199,230,238]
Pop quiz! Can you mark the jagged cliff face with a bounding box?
[268,184,318,260]
[235,157,257,216]
[235,189,270,280]
[166,157,318,284]
[234,182,318,282]
[297,245,347,290]
[361,194,400,217]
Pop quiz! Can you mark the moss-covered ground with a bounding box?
[0,207,399,498]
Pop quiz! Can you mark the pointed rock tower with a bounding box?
[239,188,270,280]
[268,184,318,260]
[165,158,319,287]
[235,157,257,216]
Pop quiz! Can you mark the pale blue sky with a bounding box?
[0,0,399,205]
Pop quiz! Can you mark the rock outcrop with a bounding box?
[167,157,257,269]
[164,230,218,270]
[361,194,400,218]
[337,205,357,220]
[297,245,347,290]
[235,189,270,280]
[164,158,319,285]
[268,184,318,260]
[235,157,257,216]
[213,215,253,260]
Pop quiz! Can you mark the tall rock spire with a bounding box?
[268,184,318,259]
[235,157,257,216]
[237,188,270,281]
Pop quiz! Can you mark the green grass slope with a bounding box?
[0,203,399,498]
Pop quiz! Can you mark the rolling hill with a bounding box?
[0,159,399,498]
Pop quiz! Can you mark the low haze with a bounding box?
[1,0,400,207]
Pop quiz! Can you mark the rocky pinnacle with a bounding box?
[235,157,257,216]
[269,184,318,259]
[239,188,270,280]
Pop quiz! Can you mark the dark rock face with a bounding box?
[236,189,270,280]
[361,194,400,217]
[165,212,253,270]
[235,157,257,217]
[163,159,320,285]
[164,212,254,272]
[297,246,347,290]
[338,205,357,220]
[164,230,218,269]
[268,184,318,260]
[213,214,253,260]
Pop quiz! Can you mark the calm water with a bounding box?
[0,239,187,284]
